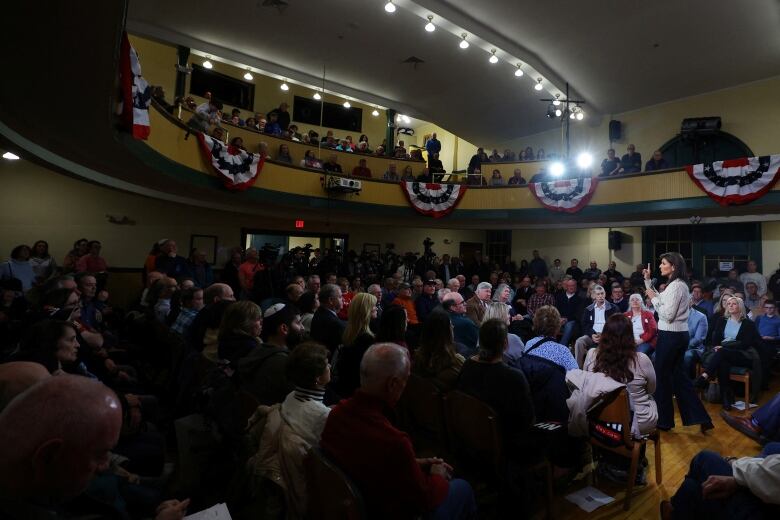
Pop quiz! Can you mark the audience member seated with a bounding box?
[490,169,504,185]
[645,150,669,172]
[391,283,420,326]
[310,284,345,357]
[661,443,780,519]
[684,302,710,378]
[276,144,293,164]
[297,291,318,335]
[442,292,479,356]
[0,245,35,293]
[394,140,409,159]
[555,278,582,346]
[695,296,763,409]
[415,279,439,324]
[489,149,503,162]
[147,277,178,324]
[336,139,354,153]
[170,287,204,338]
[217,300,262,368]
[527,281,555,317]
[300,150,323,170]
[624,293,658,355]
[413,309,465,391]
[383,163,400,181]
[401,165,415,181]
[332,293,377,398]
[240,303,301,405]
[523,305,578,371]
[583,261,602,281]
[428,153,445,178]
[264,112,282,136]
[574,284,618,368]
[29,240,56,283]
[507,168,526,185]
[465,281,492,326]
[620,144,642,173]
[600,149,621,177]
[189,98,222,133]
[741,260,767,296]
[351,158,372,178]
[322,155,342,174]
[376,304,409,349]
[15,319,81,374]
[756,300,780,352]
[266,102,290,131]
[321,343,476,520]
[483,302,525,365]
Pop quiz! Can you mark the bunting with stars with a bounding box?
[400,182,467,218]
[685,155,780,206]
[119,32,151,140]
[529,177,598,213]
[197,133,264,191]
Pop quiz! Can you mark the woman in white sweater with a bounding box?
[644,252,712,432]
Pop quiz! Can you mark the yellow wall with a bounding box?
[762,221,780,275]
[499,75,780,160]
[349,227,485,259]
[511,227,643,276]
[129,34,178,104]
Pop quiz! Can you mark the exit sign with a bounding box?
[295,220,305,229]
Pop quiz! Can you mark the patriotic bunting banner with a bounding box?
[685,155,780,206]
[400,182,466,218]
[197,133,265,191]
[119,32,151,140]
[529,177,598,213]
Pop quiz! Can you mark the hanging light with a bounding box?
[343,101,351,108]
[569,111,576,120]
[459,33,469,49]
[313,92,321,100]
[384,1,396,13]
[552,94,561,106]
[489,49,498,64]
[202,57,213,69]
[371,109,379,116]
[243,69,253,81]
[554,108,562,117]
[2,152,20,160]
[534,78,543,91]
[514,63,523,77]
[576,109,585,121]
[280,81,289,91]
[402,115,411,124]
[424,15,435,32]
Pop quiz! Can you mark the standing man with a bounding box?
[425,132,441,158]
[740,261,767,297]
[310,284,345,357]
[266,102,290,131]
[566,258,583,282]
[415,279,439,324]
[155,239,188,280]
[549,259,565,284]
[620,144,642,173]
[528,250,548,280]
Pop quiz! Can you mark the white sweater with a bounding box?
[646,278,689,332]
[733,454,780,504]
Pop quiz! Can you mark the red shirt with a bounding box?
[391,295,419,325]
[337,291,354,320]
[320,391,448,519]
[239,261,264,290]
[76,254,108,273]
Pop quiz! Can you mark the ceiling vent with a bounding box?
[402,56,425,69]
[260,0,289,13]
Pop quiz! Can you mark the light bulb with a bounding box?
[384,1,396,13]
[553,96,560,106]
[514,65,523,77]
[425,16,435,32]
[313,92,321,100]
[554,109,562,117]
[570,112,576,119]
[576,111,584,120]
[2,152,20,160]
[489,49,498,64]
[371,109,379,116]
[280,82,289,91]
[534,79,543,91]
[202,59,213,69]
[243,71,253,81]
[459,34,469,49]
[343,101,351,108]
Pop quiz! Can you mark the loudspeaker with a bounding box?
[609,120,622,141]
[608,230,622,251]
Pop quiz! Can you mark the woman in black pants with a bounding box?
[644,252,712,432]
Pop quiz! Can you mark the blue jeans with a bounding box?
[428,478,477,520]
[637,342,654,355]
[671,443,780,519]
[560,320,578,346]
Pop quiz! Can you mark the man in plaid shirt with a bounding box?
[526,281,555,316]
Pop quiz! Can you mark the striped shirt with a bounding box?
[280,386,330,446]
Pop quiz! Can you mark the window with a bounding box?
[293,96,363,133]
[652,225,692,273]
[485,230,511,268]
[190,64,255,111]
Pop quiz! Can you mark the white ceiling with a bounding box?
[127,0,780,145]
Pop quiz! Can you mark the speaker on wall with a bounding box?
[609,120,622,141]
[608,230,622,251]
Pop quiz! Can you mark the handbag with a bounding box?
[704,381,721,404]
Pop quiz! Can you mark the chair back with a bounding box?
[304,447,365,520]
[444,390,503,477]
[397,373,446,439]
[587,387,632,448]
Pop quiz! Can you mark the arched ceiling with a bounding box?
[127,0,780,145]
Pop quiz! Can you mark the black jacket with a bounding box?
[238,343,291,405]
[311,307,346,356]
[710,316,763,350]
[580,301,619,337]
[554,292,584,322]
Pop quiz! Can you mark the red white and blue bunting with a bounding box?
[400,182,466,218]
[529,177,598,213]
[197,133,265,191]
[685,155,780,206]
[119,32,151,140]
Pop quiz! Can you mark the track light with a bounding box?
[202,57,213,69]
[514,64,523,77]
[425,15,435,32]
[371,109,379,116]
[534,78,543,91]
[489,49,498,64]
[555,108,562,117]
[280,82,289,91]
[243,69,253,81]
[576,152,593,169]
[459,33,469,49]
[384,1,396,13]
[550,162,565,177]
[313,92,321,100]
[343,101,351,108]
[2,152,20,160]
[553,94,560,106]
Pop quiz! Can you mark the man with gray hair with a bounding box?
[310,283,345,356]
[466,282,492,326]
[321,343,475,519]
[447,277,460,292]
[574,284,618,368]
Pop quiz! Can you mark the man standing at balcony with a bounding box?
[266,102,290,131]
[620,144,642,173]
[425,132,441,158]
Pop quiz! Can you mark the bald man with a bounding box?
[0,361,49,411]
[321,343,475,519]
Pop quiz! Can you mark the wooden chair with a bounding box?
[395,373,448,456]
[696,363,751,414]
[304,447,365,520]
[587,387,662,511]
[444,390,553,518]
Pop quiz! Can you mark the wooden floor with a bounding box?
[554,379,778,519]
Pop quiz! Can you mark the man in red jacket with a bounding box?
[320,343,475,519]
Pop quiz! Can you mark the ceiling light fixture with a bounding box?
[313,92,321,100]
[514,64,523,77]
[555,108,563,117]
[202,57,213,69]
[402,115,411,124]
[534,78,544,91]
[371,109,379,116]
[459,33,469,49]
[424,15,435,32]
[280,81,289,91]
[343,101,351,108]
[576,109,585,121]
[2,152,20,160]
[384,1,396,13]
[552,94,561,106]
[243,69,253,81]
[489,49,498,64]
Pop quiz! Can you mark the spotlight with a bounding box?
[371,109,379,116]
[576,152,593,169]
[280,82,289,91]
[489,49,498,64]
[514,64,523,77]
[313,92,321,100]
[550,162,565,177]
[553,94,560,106]
[425,15,435,32]
[202,58,213,69]
[2,152,20,160]
[569,112,576,119]
[459,33,469,49]
[402,115,411,124]
[384,1,396,13]
[243,70,253,81]
[555,108,562,117]
[343,101,351,108]
[576,111,584,121]
[534,78,543,91]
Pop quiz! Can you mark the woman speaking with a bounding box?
[644,252,713,432]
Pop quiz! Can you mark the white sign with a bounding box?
[719,261,734,271]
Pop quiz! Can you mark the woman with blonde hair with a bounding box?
[332,292,377,397]
[217,300,262,366]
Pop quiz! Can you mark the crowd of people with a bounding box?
[1,235,780,518]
